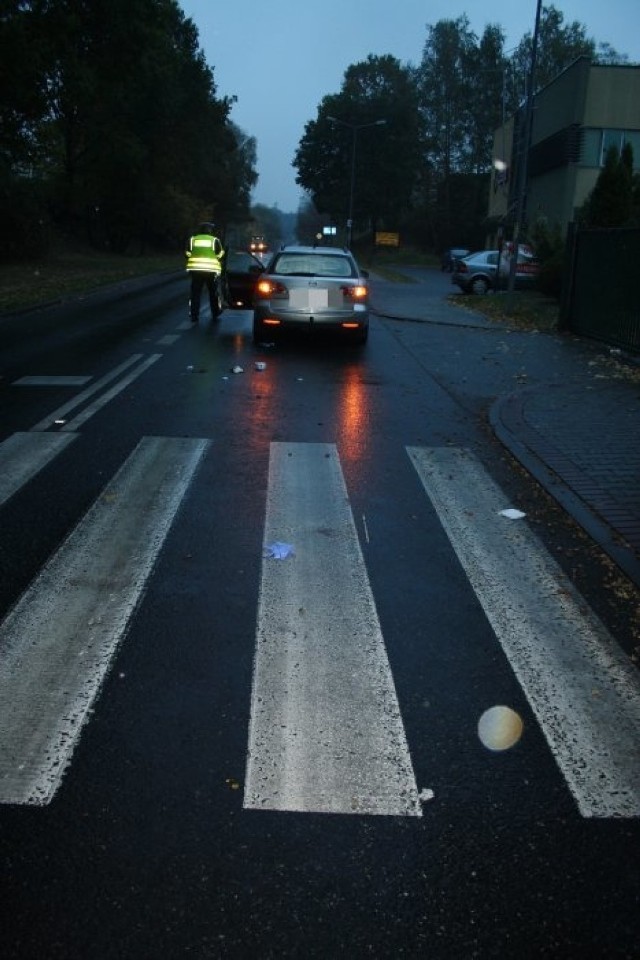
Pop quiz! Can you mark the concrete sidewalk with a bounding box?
[370,270,640,588]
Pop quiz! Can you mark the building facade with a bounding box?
[489,58,640,237]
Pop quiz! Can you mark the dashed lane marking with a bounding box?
[13,376,92,386]
[29,355,144,432]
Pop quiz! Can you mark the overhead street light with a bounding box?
[326,116,387,249]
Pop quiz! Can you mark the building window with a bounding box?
[581,129,640,169]
[623,131,640,168]
[601,129,623,163]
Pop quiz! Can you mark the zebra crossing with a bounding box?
[0,429,639,816]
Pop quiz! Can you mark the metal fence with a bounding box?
[560,226,640,353]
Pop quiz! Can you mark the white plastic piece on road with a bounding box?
[264,541,295,560]
[499,508,526,520]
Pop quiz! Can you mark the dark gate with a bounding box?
[560,226,640,353]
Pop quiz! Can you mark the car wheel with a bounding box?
[470,275,490,295]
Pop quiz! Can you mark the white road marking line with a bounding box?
[0,432,77,507]
[13,376,91,386]
[156,335,180,346]
[408,445,640,818]
[30,355,144,431]
[244,442,421,817]
[0,436,210,805]
[59,354,160,432]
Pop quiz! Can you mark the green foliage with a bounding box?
[250,204,284,248]
[293,54,421,239]
[581,144,635,227]
[0,0,256,260]
[0,174,52,261]
[530,217,565,298]
[510,6,596,92]
[292,3,630,255]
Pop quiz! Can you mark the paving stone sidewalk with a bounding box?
[370,271,640,587]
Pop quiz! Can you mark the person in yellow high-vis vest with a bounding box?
[186,222,225,323]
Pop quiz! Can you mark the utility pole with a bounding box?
[507,0,543,305]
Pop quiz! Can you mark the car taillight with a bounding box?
[255,279,288,299]
[341,284,368,301]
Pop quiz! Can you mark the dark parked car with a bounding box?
[451,249,539,294]
[253,245,369,345]
[441,247,470,271]
[223,250,265,309]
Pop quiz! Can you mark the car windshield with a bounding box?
[272,253,355,278]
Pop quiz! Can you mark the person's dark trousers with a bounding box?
[190,272,220,321]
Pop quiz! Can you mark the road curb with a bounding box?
[491,389,640,589]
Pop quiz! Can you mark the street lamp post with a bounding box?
[327,116,387,249]
[507,0,543,303]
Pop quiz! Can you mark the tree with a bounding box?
[509,4,625,94]
[582,143,635,227]
[416,17,477,181]
[0,0,256,257]
[293,54,422,242]
[249,203,283,249]
[415,17,505,249]
[295,195,325,246]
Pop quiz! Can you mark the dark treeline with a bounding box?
[0,0,257,259]
[294,5,629,252]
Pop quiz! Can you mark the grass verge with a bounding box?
[450,289,561,334]
[0,247,182,314]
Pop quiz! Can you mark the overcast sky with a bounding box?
[178,0,640,213]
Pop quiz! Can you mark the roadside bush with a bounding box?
[0,178,51,262]
[530,217,564,298]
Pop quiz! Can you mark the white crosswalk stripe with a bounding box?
[244,442,421,817]
[408,445,640,819]
[0,432,77,507]
[1,439,638,817]
[0,436,209,805]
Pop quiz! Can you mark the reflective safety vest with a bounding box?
[186,234,225,274]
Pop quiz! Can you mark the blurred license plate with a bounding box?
[289,288,328,310]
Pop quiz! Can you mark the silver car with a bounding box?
[252,245,369,345]
[452,248,539,295]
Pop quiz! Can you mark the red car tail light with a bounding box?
[341,284,368,301]
[255,279,288,299]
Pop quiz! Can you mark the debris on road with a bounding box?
[264,542,295,560]
[499,508,526,520]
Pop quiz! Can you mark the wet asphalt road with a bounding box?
[0,270,638,958]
